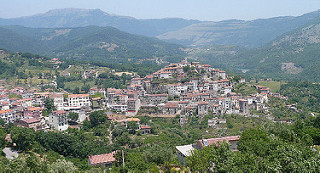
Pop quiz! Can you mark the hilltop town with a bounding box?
[1,56,302,172]
[0,59,277,131]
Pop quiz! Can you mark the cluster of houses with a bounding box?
[0,60,276,131]
[0,59,283,169]
[0,85,98,131]
[105,60,273,126]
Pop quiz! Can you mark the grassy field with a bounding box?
[64,80,95,90]
[250,81,284,93]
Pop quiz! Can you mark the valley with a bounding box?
[0,6,320,173]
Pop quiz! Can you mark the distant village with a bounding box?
[0,59,285,166]
[0,59,283,131]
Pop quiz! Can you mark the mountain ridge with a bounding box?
[1,8,320,48]
[0,25,186,64]
[0,8,202,37]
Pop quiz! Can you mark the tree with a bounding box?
[89,110,108,127]
[0,118,5,126]
[44,98,56,114]
[112,125,128,139]
[187,142,233,172]
[0,128,6,149]
[127,121,139,134]
[81,84,90,93]
[48,159,77,173]
[73,87,80,94]
[11,127,36,151]
[183,65,191,72]
[68,112,79,122]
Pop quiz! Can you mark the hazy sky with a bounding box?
[1,0,320,21]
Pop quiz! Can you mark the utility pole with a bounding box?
[122,150,125,169]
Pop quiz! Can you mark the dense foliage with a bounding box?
[188,123,320,172]
[280,82,320,113]
[0,25,186,64]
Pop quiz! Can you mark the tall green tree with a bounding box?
[44,98,56,114]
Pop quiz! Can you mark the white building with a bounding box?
[159,71,172,79]
[48,110,68,131]
[50,93,64,110]
[68,94,90,107]
[0,109,21,124]
[109,104,127,112]
[168,84,188,96]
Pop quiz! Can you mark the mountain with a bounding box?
[0,25,186,63]
[0,8,202,37]
[2,8,320,48]
[225,18,320,81]
[158,10,320,48]
[0,27,42,53]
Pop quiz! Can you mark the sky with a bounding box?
[1,0,320,21]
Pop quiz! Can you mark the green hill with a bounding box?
[0,25,186,63]
[158,10,320,48]
[213,18,320,81]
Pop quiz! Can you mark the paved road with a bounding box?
[2,147,18,160]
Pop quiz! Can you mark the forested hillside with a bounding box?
[0,26,186,64]
[158,10,320,47]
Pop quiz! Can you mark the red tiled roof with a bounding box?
[198,101,208,105]
[28,107,43,111]
[147,94,168,97]
[238,99,248,102]
[89,151,116,165]
[178,101,189,104]
[0,109,13,114]
[52,110,66,114]
[140,125,151,129]
[165,102,179,108]
[68,94,89,98]
[21,118,40,124]
[198,136,240,147]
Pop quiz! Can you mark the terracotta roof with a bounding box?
[165,102,179,108]
[89,151,116,165]
[68,94,89,98]
[10,98,19,101]
[21,118,40,124]
[140,125,151,129]
[178,101,189,104]
[185,106,194,109]
[12,102,20,106]
[198,136,240,147]
[238,99,248,102]
[219,79,229,82]
[52,110,66,114]
[0,109,13,114]
[92,97,101,101]
[50,93,63,98]
[198,101,208,105]
[27,107,43,111]
[17,98,33,102]
[147,94,168,97]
